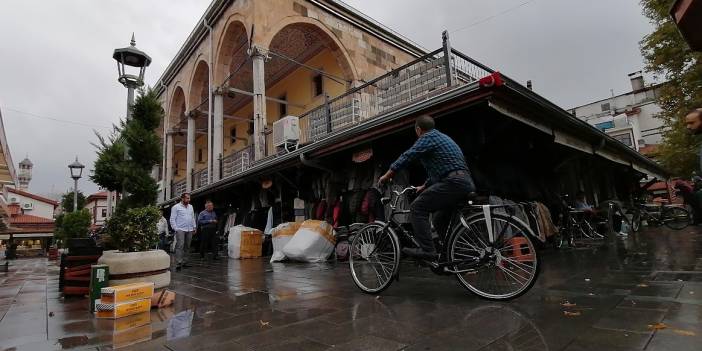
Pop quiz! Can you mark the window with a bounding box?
[601,103,611,112]
[612,133,632,146]
[279,94,287,117]
[312,74,324,97]
[197,148,203,162]
[230,127,237,145]
[101,209,107,218]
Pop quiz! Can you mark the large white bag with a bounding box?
[228,225,259,259]
[282,220,335,262]
[270,222,302,263]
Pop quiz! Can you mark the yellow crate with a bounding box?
[240,230,263,258]
[100,282,154,304]
[95,298,151,319]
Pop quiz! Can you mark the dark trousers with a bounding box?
[410,174,475,253]
[199,225,218,258]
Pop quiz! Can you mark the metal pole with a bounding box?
[73,179,78,212]
[127,86,135,119]
[442,30,454,87]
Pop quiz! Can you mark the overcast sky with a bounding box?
[0,0,654,198]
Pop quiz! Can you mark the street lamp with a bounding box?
[68,157,85,212]
[113,33,151,118]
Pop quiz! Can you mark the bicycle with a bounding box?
[348,186,540,300]
[629,200,691,231]
[555,195,604,249]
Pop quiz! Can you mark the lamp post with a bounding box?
[68,157,84,212]
[113,33,151,118]
[111,34,151,217]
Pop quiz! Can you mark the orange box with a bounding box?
[240,230,263,258]
[95,298,151,319]
[100,282,154,304]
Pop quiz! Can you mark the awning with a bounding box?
[488,101,552,136]
[553,129,594,154]
[596,148,631,167]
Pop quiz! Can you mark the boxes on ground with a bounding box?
[282,220,336,262]
[100,282,154,304]
[95,298,151,319]
[228,225,263,259]
[270,222,302,262]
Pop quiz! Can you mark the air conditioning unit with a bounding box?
[9,197,18,204]
[22,203,33,210]
[272,116,300,149]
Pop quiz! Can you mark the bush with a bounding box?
[55,209,91,242]
[106,206,160,252]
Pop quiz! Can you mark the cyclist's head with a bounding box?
[414,115,435,136]
[685,108,702,135]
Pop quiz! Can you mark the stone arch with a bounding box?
[188,59,210,111]
[168,85,187,129]
[261,16,358,82]
[214,16,249,85]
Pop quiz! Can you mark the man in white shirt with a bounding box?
[170,193,196,271]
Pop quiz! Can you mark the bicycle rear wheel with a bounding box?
[664,206,691,230]
[349,222,400,294]
[449,213,539,300]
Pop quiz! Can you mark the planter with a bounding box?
[98,250,171,289]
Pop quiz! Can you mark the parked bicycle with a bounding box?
[629,200,691,231]
[348,186,540,301]
[555,194,604,249]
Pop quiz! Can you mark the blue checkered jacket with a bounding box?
[390,129,469,185]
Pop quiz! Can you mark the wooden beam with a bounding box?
[226,87,305,108]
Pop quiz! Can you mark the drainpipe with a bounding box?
[160,80,169,202]
[204,18,214,185]
[299,153,333,173]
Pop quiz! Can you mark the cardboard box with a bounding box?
[240,230,263,258]
[100,282,154,304]
[95,298,151,319]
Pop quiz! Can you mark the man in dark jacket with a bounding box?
[379,115,475,259]
[197,200,219,260]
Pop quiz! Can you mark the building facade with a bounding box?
[569,72,665,156]
[17,157,32,190]
[5,188,57,220]
[85,191,108,228]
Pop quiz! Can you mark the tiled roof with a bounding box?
[7,188,59,206]
[86,191,108,203]
[10,214,55,225]
[8,203,20,215]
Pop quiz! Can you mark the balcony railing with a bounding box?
[193,168,209,191]
[167,46,496,199]
[221,145,252,179]
[172,179,187,199]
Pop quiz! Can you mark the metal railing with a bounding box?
[172,179,187,199]
[221,145,252,179]
[193,168,209,190]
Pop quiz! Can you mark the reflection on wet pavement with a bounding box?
[0,226,701,350]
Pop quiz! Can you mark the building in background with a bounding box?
[0,107,18,233]
[6,187,58,219]
[670,0,702,52]
[17,157,32,190]
[85,191,108,229]
[569,72,665,158]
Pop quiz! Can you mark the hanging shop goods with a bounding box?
[270,222,302,263]
[97,250,171,290]
[228,225,264,259]
[282,220,335,263]
[294,197,306,222]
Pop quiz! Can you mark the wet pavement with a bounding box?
[1,226,701,350]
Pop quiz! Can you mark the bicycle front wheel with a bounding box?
[349,222,400,294]
[449,213,539,300]
[664,207,691,230]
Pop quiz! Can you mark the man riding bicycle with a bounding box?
[378,115,476,260]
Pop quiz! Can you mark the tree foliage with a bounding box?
[54,209,91,242]
[91,88,163,251]
[640,0,702,176]
[60,191,86,213]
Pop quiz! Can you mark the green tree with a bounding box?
[61,191,86,212]
[640,0,702,176]
[91,89,163,251]
[54,209,91,242]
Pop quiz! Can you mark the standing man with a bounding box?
[378,115,475,260]
[197,200,219,261]
[170,193,196,271]
[685,108,702,172]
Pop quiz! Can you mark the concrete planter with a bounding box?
[98,250,171,289]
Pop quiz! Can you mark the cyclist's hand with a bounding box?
[416,184,426,193]
[378,174,392,187]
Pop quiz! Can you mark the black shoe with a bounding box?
[402,247,438,260]
[175,265,182,272]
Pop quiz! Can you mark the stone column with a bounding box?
[213,89,224,181]
[164,132,174,199]
[186,112,196,192]
[251,47,267,161]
